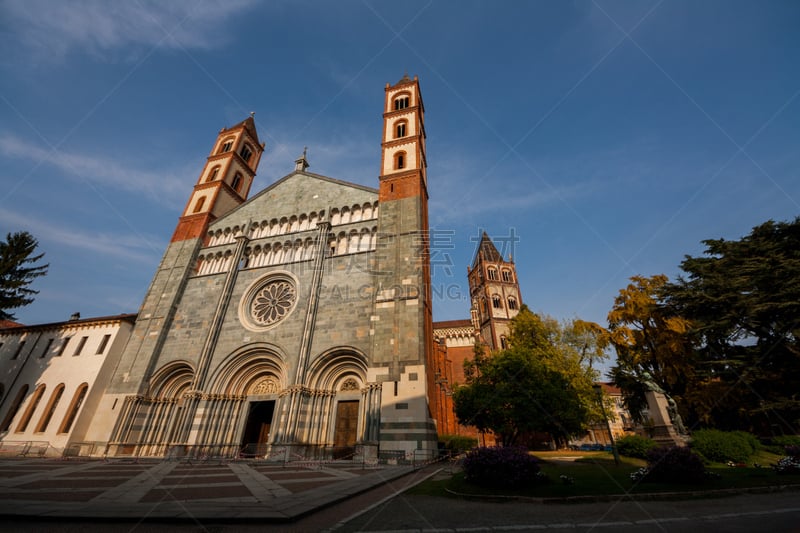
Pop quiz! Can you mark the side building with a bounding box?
[0,314,136,456]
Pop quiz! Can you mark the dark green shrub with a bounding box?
[616,434,658,459]
[643,446,706,484]
[763,435,800,455]
[462,446,540,488]
[772,435,800,448]
[762,435,800,455]
[690,429,757,463]
[732,431,760,453]
[439,434,478,454]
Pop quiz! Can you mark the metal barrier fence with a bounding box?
[94,441,436,467]
[62,441,105,458]
[103,442,241,462]
[0,440,51,458]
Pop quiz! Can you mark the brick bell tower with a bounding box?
[468,232,523,351]
[372,74,437,453]
[172,116,264,242]
[106,117,264,402]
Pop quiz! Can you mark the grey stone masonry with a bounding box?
[371,195,427,375]
[107,238,202,395]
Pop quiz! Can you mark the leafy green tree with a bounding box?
[453,306,591,446]
[0,231,49,321]
[508,309,605,423]
[606,275,694,423]
[665,218,800,432]
[453,347,587,446]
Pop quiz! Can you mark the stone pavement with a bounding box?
[5,457,800,532]
[340,488,800,532]
[0,457,432,524]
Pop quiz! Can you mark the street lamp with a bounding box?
[593,383,620,466]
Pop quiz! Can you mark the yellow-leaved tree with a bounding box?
[607,275,694,423]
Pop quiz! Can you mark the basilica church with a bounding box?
[0,75,524,459]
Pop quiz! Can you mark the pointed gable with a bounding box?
[231,116,260,145]
[472,231,503,269]
[207,169,377,231]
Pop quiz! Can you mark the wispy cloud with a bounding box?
[0,209,163,264]
[0,133,189,208]
[1,0,258,60]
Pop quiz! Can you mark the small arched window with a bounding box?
[193,197,205,213]
[492,295,502,309]
[487,268,498,280]
[394,95,409,110]
[206,166,220,182]
[502,270,512,282]
[16,384,46,432]
[35,383,64,433]
[59,383,88,434]
[232,173,243,192]
[508,297,518,310]
[0,384,29,432]
[395,151,406,170]
[500,336,508,350]
[220,139,234,153]
[240,144,253,163]
[395,121,407,138]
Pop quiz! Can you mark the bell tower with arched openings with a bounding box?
[372,74,437,452]
[468,231,523,351]
[106,117,264,403]
[378,73,427,203]
[172,116,265,242]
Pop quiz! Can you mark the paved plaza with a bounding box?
[1,457,800,532]
[0,457,424,523]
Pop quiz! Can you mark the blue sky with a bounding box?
[1,1,799,370]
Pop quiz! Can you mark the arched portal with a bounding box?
[205,345,287,454]
[304,348,375,456]
[136,361,195,455]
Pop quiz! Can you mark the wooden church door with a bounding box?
[333,400,359,458]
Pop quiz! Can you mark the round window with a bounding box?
[239,273,298,331]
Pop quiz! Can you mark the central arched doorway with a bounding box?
[241,399,275,452]
[206,345,287,456]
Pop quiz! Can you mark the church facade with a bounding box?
[1,75,442,458]
[100,74,438,458]
[0,75,538,459]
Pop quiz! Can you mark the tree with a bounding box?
[453,347,587,446]
[606,275,694,424]
[453,306,591,446]
[664,218,800,432]
[0,231,49,320]
[508,309,606,423]
[563,318,610,371]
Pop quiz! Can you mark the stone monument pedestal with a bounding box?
[645,391,688,446]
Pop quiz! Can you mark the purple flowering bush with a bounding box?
[642,446,706,484]
[462,446,540,488]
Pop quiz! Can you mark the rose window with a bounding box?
[250,280,296,326]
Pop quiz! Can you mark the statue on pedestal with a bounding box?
[640,372,688,444]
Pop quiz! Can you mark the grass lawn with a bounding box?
[409,450,800,499]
